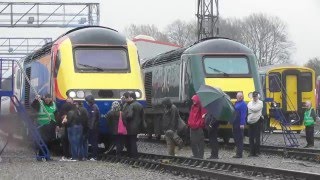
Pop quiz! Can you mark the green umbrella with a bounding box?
[196,85,236,122]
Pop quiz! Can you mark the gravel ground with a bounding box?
[1,131,320,180]
[138,133,320,174]
[0,137,186,180]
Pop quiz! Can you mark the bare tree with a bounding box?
[124,24,169,42]
[240,14,294,67]
[165,20,197,47]
[218,18,243,41]
[305,57,320,77]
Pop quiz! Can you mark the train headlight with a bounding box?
[76,91,85,98]
[135,91,141,99]
[68,91,76,98]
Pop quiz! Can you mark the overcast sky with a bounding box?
[2,0,319,65]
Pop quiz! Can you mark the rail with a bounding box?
[103,152,320,180]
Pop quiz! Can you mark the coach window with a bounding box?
[300,72,312,92]
[269,73,281,92]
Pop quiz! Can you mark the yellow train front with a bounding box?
[259,65,316,132]
[19,26,145,146]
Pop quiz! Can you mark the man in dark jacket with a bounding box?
[122,92,144,158]
[66,102,84,161]
[161,98,183,156]
[85,95,100,161]
[58,97,74,161]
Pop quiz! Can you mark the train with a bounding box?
[259,65,316,132]
[1,26,146,150]
[142,37,263,142]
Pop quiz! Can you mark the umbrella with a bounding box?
[196,85,236,122]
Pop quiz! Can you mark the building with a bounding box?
[132,35,181,64]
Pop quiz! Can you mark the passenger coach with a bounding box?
[259,65,316,133]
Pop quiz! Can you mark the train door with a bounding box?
[285,75,298,111]
[282,70,301,123]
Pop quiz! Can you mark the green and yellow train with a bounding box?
[142,38,263,141]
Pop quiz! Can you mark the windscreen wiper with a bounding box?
[78,63,103,71]
[209,67,229,76]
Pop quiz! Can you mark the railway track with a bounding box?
[138,135,320,163]
[102,152,320,180]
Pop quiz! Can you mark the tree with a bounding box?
[218,18,243,41]
[124,24,169,42]
[240,14,294,67]
[305,57,320,77]
[165,20,197,47]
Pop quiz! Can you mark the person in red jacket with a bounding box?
[188,94,206,159]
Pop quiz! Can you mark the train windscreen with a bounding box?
[74,47,129,72]
[203,56,251,77]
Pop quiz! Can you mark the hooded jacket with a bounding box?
[188,95,206,129]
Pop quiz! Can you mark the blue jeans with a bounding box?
[68,125,83,160]
[233,123,244,157]
[81,133,89,159]
[89,129,98,159]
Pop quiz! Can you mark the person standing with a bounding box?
[188,95,206,159]
[106,101,126,156]
[58,97,74,161]
[206,114,220,159]
[161,98,183,156]
[66,102,84,161]
[31,94,57,159]
[303,101,317,148]
[85,95,100,161]
[247,91,263,157]
[122,92,144,158]
[232,92,247,158]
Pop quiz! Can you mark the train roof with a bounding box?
[258,63,313,73]
[184,37,253,55]
[142,37,253,69]
[141,47,187,68]
[23,26,126,63]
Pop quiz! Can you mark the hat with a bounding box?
[252,91,259,97]
[85,95,95,104]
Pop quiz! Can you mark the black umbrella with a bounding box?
[196,85,236,123]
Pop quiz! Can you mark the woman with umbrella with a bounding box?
[196,85,236,159]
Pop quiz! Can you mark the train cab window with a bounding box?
[300,72,312,92]
[269,73,281,92]
[203,56,250,77]
[74,47,129,72]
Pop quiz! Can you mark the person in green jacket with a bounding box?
[303,101,317,148]
[31,93,57,157]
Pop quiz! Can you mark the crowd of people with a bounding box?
[162,90,317,159]
[31,92,144,161]
[31,90,317,161]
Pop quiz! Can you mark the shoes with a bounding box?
[207,156,219,159]
[59,156,67,161]
[89,158,97,161]
[232,155,242,158]
[69,158,78,162]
